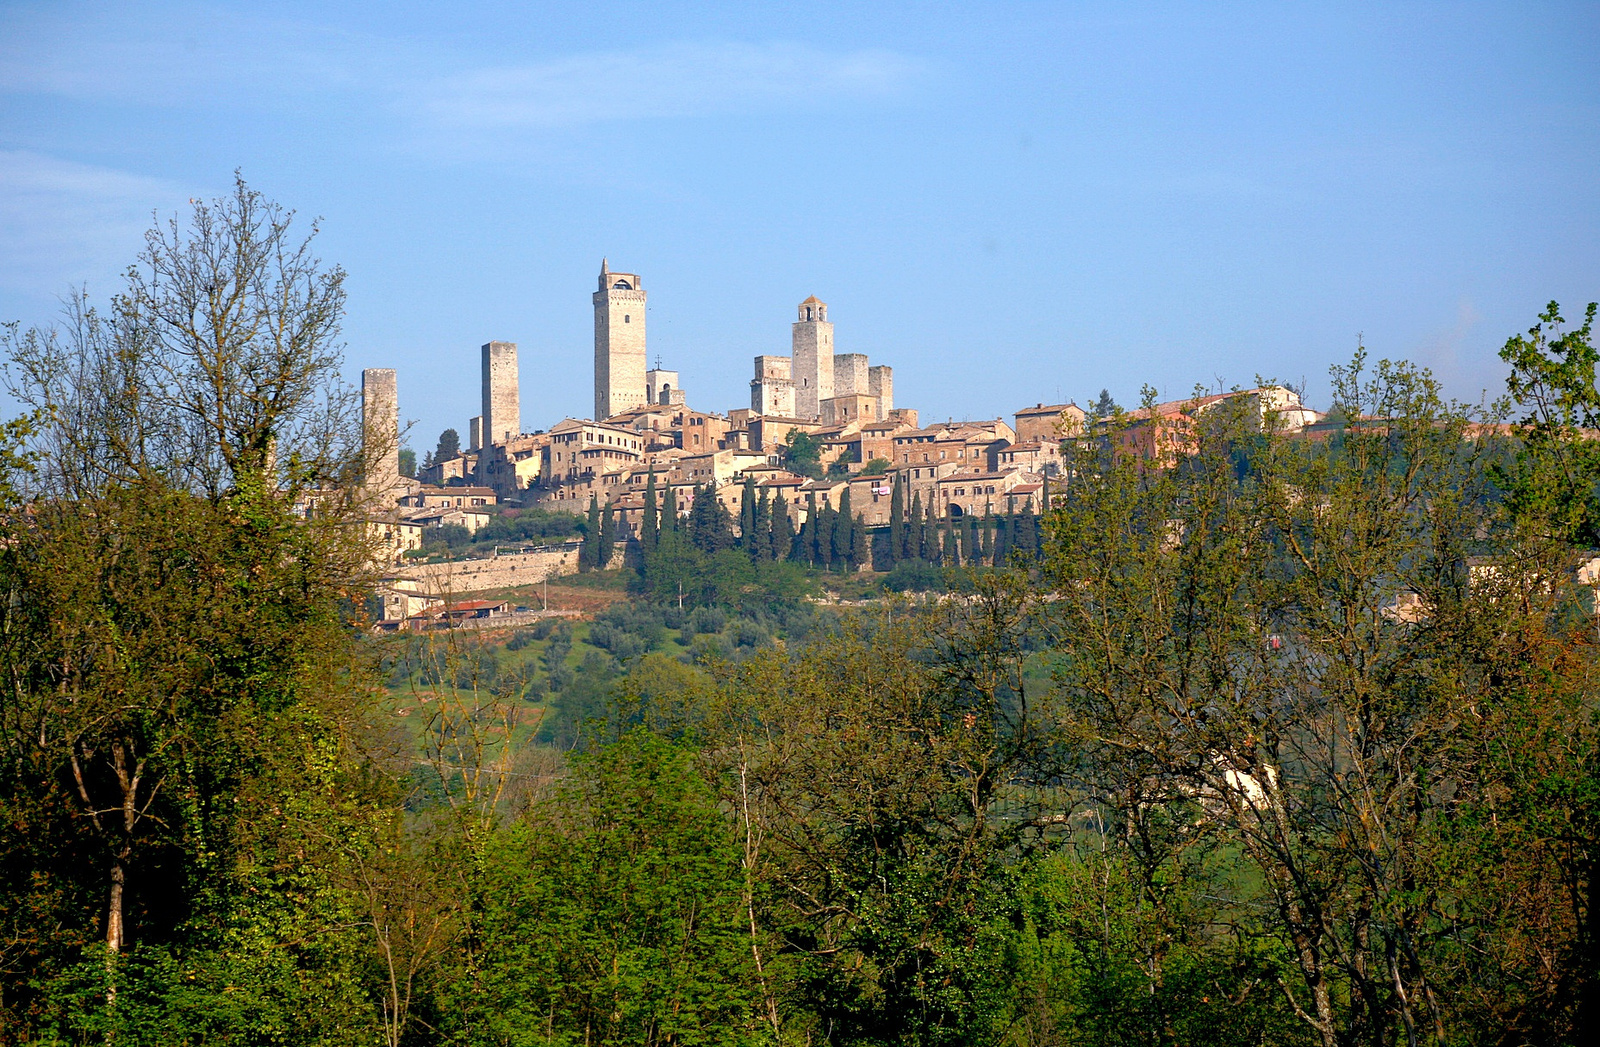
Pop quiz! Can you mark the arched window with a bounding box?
[806,307,814,320]
[624,314,630,323]
[613,279,632,290]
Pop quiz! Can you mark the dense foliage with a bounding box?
[1,185,1595,1045]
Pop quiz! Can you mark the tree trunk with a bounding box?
[106,849,127,953]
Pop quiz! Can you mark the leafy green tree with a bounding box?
[782,430,823,479]
[1040,352,1594,1044]
[434,427,461,462]
[0,178,377,1035]
[398,447,416,478]
[1495,300,1600,543]
[443,730,760,1045]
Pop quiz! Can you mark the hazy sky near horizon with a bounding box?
[2,1,1597,447]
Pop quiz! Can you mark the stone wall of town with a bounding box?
[398,542,584,594]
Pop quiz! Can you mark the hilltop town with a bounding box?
[360,259,1320,611]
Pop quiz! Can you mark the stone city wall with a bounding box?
[399,542,582,595]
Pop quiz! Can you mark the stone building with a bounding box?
[594,260,648,420]
[480,434,547,499]
[481,341,520,445]
[362,368,400,501]
[821,392,880,427]
[792,296,834,420]
[1013,402,1085,445]
[543,419,646,485]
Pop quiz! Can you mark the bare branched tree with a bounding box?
[3,173,358,501]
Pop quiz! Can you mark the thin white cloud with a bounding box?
[0,3,402,108]
[1,6,923,129]
[0,151,181,300]
[413,41,923,129]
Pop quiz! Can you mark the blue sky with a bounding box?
[2,1,1596,450]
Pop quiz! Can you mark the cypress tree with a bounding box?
[980,505,994,564]
[663,486,678,534]
[581,493,601,571]
[711,487,736,551]
[965,512,979,567]
[915,493,928,563]
[599,500,615,568]
[752,488,771,561]
[805,492,821,566]
[774,490,796,562]
[926,500,941,566]
[739,475,756,552]
[850,513,869,571]
[886,477,904,570]
[997,498,1015,565]
[642,471,659,553]
[1017,502,1037,558]
[687,484,708,551]
[835,488,855,570]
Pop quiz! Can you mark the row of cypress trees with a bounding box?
[880,473,1049,569]
[611,470,1052,580]
[632,472,870,575]
[578,493,616,571]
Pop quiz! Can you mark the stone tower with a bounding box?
[481,341,520,445]
[833,353,869,396]
[868,365,894,413]
[792,295,833,420]
[594,259,647,421]
[751,355,795,416]
[361,367,400,500]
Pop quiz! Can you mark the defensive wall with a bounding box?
[395,541,583,595]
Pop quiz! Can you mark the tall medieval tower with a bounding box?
[593,259,647,421]
[792,295,833,420]
[361,367,400,499]
[481,341,520,445]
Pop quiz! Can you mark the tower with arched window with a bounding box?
[593,258,648,420]
[792,295,834,420]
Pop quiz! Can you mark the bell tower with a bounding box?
[593,259,647,420]
[792,295,833,420]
